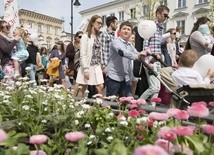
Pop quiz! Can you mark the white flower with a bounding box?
[107,136,113,142]
[125,136,129,140]
[74,120,79,125]
[87,141,92,145]
[3,100,10,104]
[119,120,128,126]
[22,105,30,110]
[84,123,91,128]
[89,135,96,139]
[15,81,22,86]
[105,128,112,133]
[81,104,90,109]
[96,98,103,104]
[106,112,114,119]
[18,122,22,125]
[25,95,33,99]
[41,119,47,123]
[42,101,48,105]
[136,117,148,124]
[44,107,48,111]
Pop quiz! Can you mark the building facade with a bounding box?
[19,9,71,50]
[79,0,211,45]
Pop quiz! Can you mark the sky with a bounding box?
[0,0,114,33]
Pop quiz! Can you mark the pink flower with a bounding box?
[202,124,214,135]
[119,97,133,104]
[187,105,209,118]
[173,126,195,136]
[166,108,180,117]
[29,134,48,144]
[65,132,84,142]
[147,119,156,127]
[151,97,162,103]
[155,139,173,151]
[157,127,177,141]
[117,114,126,121]
[208,101,214,107]
[137,98,146,105]
[30,150,47,155]
[130,100,138,104]
[138,109,146,115]
[0,129,7,143]
[191,101,207,107]
[128,110,140,117]
[130,103,139,109]
[137,135,144,140]
[174,110,189,120]
[135,125,144,131]
[133,144,168,155]
[148,112,169,121]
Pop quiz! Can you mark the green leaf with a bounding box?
[16,143,30,155]
[185,135,205,154]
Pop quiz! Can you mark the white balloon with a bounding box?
[137,20,157,40]
[193,54,214,78]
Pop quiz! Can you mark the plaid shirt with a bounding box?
[99,29,115,68]
[143,21,164,63]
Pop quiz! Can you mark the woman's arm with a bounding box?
[0,38,17,54]
[80,34,89,72]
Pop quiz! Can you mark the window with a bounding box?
[110,13,115,17]
[28,22,32,28]
[47,25,51,34]
[119,11,124,21]
[130,8,136,19]
[178,0,186,8]
[55,27,58,35]
[102,15,106,25]
[160,0,167,5]
[198,0,208,4]
[38,24,42,33]
[143,5,148,17]
[177,20,185,34]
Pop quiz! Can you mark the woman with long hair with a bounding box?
[75,15,104,97]
[185,17,213,58]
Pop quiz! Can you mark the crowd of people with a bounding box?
[1,4,214,104]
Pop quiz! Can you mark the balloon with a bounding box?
[137,20,157,40]
[193,54,214,78]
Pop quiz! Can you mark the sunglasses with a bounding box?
[3,25,11,30]
[163,14,169,19]
[171,32,176,35]
[78,35,82,38]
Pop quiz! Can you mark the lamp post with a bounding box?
[71,0,81,40]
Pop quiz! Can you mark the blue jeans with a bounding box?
[106,76,132,97]
[28,63,36,81]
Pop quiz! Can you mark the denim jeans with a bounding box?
[28,63,36,81]
[106,76,132,97]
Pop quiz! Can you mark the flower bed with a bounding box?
[0,78,214,154]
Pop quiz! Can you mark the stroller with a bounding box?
[144,54,214,109]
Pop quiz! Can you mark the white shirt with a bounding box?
[172,67,210,87]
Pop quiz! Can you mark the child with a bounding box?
[198,24,214,47]
[172,49,214,87]
[12,27,29,77]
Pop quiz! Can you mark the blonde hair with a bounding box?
[16,27,28,46]
[179,50,198,67]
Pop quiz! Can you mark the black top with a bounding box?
[0,35,17,66]
[26,43,39,65]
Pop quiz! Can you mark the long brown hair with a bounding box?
[185,17,210,50]
[86,15,102,38]
[74,31,83,49]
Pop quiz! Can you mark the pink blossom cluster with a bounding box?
[65,131,85,142]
